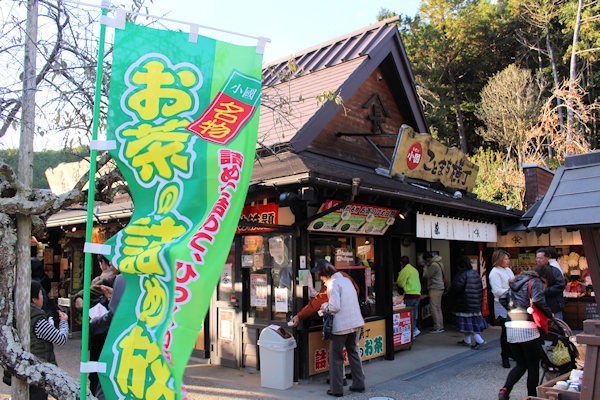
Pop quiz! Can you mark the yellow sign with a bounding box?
[308,319,385,375]
[390,125,478,191]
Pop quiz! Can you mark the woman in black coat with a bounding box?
[498,266,554,400]
[447,256,487,349]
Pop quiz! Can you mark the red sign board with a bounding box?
[236,203,278,233]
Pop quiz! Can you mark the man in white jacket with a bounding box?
[313,259,365,397]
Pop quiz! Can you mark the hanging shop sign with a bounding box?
[416,212,498,243]
[236,203,279,233]
[390,125,478,192]
[308,319,386,375]
[308,200,398,235]
[334,248,355,266]
[100,22,262,400]
[493,228,581,248]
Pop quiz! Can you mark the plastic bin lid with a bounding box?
[258,325,297,349]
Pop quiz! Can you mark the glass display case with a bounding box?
[309,235,376,311]
[242,233,294,322]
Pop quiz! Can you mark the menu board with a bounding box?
[308,200,398,235]
[584,302,600,320]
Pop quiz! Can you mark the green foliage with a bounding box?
[0,147,89,189]
[399,0,523,153]
[470,147,525,210]
[477,64,541,166]
[398,0,599,155]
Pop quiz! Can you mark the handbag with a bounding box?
[528,280,549,335]
[551,340,571,366]
[360,301,371,318]
[499,290,511,311]
[322,312,334,340]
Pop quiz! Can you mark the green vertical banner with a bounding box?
[99,22,262,400]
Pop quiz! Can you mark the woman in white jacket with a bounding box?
[489,249,514,368]
[314,259,365,397]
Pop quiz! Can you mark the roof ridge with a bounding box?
[264,15,400,67]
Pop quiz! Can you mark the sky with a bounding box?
[149,0,422,63]
[0,0,422,151]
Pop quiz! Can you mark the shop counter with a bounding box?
[563,297,598,330]
[307,318,386,376]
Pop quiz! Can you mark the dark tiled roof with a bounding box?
[528,151,600,229]
[47,196,133,227]
[262,17,401,86]
[258,16,428,150]
[258,57,364,148]
[521,198,542,222]
[251,151,523,220]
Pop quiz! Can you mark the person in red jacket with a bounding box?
[290,262,359,327]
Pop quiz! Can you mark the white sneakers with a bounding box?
[413,328,421,337]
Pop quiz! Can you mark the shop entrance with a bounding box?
[211,244,243,368]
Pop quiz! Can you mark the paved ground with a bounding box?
[0,325,543,399]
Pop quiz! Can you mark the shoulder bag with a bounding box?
[322,312,334,340]
[528,279,549,335]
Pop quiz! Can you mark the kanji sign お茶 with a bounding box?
[99,22,262,400]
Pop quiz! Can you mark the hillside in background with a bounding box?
[0,147,89,190]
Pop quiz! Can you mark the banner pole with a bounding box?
[80,6,108,399]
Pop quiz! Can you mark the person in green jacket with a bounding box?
[397,256,421,337]
[29,280,69,400]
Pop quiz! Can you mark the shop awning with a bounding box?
[251,151,523,222]
[46,198,134,228]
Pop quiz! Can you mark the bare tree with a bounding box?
[526,79,595,164]
[566,0,585,152]
[0,1,131,397]
[516,0,567,158]
[0,1,305,397]
[14,1,38,398]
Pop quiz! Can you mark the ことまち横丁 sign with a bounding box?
[390,125,478,191]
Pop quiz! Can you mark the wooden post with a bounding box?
[577,320,600,400]
[14,1,38,399]
[575,228,600,400]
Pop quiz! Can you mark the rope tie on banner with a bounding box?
[84,242,112,256]
[63,0,271,49]
[90,139,116,151]
[80,361,107,374]
[100,7,125,29]
[256,37,270,55]
[189,24,199,43]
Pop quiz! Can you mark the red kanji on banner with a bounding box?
[186,93,255,145]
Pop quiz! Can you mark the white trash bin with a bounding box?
[257,325,297,390]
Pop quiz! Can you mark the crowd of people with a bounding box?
[19,248,122,399]
[299,245,569,399]
[17,241,579,399]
